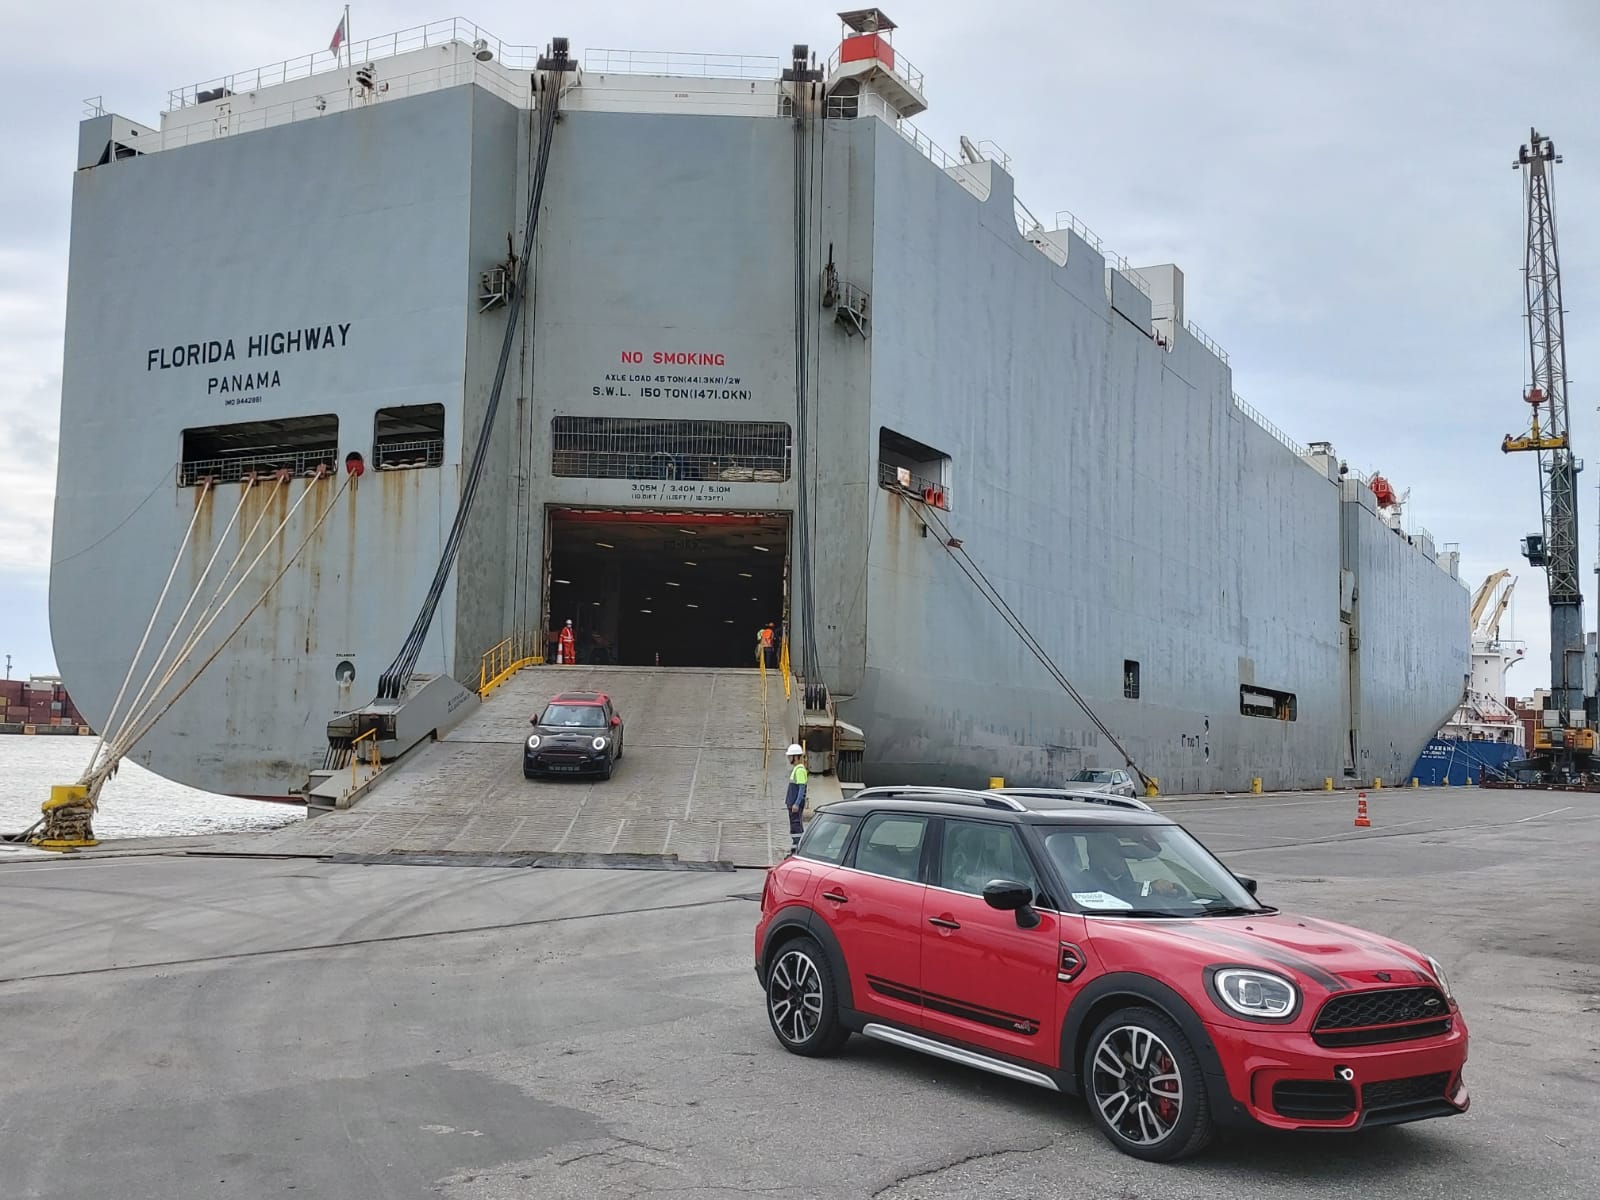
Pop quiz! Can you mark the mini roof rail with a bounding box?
[851,785,1027,812]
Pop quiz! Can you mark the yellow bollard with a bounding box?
[1374,777,1383,789]
[989,776,1004,789]
[1251,777,1262,794]
[1324,777,1333,791]
[1144,777,1159,797]
[1411,777,1419,788]
[1443,776,1451,787]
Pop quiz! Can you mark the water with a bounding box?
[0,735,303,841]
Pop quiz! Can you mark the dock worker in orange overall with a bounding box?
[558,619,576,665]
[759,623,776,669]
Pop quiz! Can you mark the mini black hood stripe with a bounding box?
[1154,921,1350,993]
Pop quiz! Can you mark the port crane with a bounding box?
[1501,128,1594,781]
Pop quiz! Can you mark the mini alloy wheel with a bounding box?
[764,936,848,1056]
[1085,1007,1212,1161]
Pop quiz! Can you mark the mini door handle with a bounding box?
[928,917,961,930]
[821,891,848,904]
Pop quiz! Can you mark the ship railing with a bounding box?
[1231,393,1309,460]
[151,60,530,151]
[878,460,952,510]
[179,450,338,488]
[582,48,781,79]
[1046,212,1153,296]
[375,438,446,471]
[826,43,926,94]
[83,95,105,118]
[480,632,543,697]
[1185,320,1230,365]
[165,18,539,110]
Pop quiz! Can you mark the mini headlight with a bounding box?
[527,735,541,749]
[1426,955,1454,1003]
[1210,967,1299,1020]
[591,736,608,751]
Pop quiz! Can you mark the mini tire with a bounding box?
[1083,1006,1213,1162]
[764,935,849,1057]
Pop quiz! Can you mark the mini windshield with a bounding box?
[540,704,606,728]
[1040,824,1262,916]
[1072,769,1114,783]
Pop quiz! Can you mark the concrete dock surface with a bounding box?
[1,785,1596,1198]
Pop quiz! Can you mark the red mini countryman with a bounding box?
[754,787,1468,1162]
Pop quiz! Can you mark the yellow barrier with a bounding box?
[779,636,791,701]
[479,633,544,697]
[1251,777,1262,794]
[351,727,380,791]
[756,643,771,767]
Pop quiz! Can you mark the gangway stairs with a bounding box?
[251,666,800,867]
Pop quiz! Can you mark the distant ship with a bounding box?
[1411,571,1525,786]
[50,11,1468,799]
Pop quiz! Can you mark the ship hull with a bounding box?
[51,60,1466,798]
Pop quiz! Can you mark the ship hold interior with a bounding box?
[544,509,789,668]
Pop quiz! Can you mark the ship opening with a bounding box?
[545,509,789,668]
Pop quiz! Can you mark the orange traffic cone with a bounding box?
[1353,792,1371,828]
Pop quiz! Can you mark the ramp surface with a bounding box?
[249,666,796,866]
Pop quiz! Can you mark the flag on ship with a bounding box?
[329,12,347,54]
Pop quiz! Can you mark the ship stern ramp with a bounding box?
[254,666,799,867]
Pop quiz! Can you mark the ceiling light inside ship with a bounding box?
[595,541,614,549]
[555,578,570,584]
[665,581,680,587]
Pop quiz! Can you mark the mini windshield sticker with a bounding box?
[1072,891,1133,910]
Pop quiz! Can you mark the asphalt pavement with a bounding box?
[0,786,1595,1198]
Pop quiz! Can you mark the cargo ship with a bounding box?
[1410,571,1524,786]
[50,11,1469,800]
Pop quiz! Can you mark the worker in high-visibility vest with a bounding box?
[558,619,576,665]
[759,623,776,669]
[784,742,808,852]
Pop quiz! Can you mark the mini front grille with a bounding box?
[1312,987,1449,1046]
[1362,1072,1452,1111]
[1272,1079,1356,1121]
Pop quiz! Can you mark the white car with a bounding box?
[1068,767,1139,798]
[989,786,1153,813]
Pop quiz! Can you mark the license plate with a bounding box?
[548,764,582,773]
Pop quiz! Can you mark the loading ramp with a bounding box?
[249,666,799,867]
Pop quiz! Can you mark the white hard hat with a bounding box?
[786,743,804,757]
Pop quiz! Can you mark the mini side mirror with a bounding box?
[1235,875,1258,896]
[983,880,1033,911]
[611,715,621,727]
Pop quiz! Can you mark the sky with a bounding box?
[2,0,1598,702]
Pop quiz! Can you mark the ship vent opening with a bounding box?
[551,417,790,481]
[545,509,789,668]
[878,427,951,509]
[1241,684,1297,722]
[179,414,339,486]
[374,404,445,470]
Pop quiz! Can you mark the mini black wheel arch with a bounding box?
[1060,972,1249,1129]
[758,911,855,1013]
